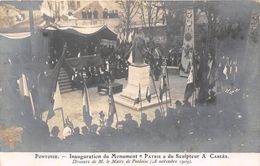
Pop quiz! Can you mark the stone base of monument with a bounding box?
[114,93,170,111]
[167,66,180,75]
[179,69,189,78]
[114,64,170,111]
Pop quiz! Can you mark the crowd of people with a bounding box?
[167,42,183,67]
[81,8,119,20]
[81,8,99,19]
[4,89,249,152]
[103,8,119,19]
[215,55,239,93]
[69,47,129,88]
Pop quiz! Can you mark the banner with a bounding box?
[180,9,195,77]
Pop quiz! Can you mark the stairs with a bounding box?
[58,67,73,93]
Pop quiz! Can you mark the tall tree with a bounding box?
[139,0,165,41]
[116,0,140,37]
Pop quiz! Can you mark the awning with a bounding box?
[0,32,31,39]
[44,24,117,40]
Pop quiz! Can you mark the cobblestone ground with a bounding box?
[43,75,187,138]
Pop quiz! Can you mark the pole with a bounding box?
[150,70,164,114]
[165,83,168,116]
[113,94,119,124]
[191,88,194,107]
[109,80,119,124]
[165,65,173,106]
[115,106,119,124]
[60,108,65,128]
[139,83,143,114]
[29,8,34,60]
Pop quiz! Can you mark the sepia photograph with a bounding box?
[0,0,259,158]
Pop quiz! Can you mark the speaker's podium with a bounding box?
[114,64,168,111]
[98,82,123,95]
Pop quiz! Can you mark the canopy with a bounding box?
[0,32,31,39]
[44,24,117,41]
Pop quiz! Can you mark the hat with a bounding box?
[51,126,60,136]
[141,113,147,119]
[175,100,182,106]
[155,109,161,117]
[125,113,132,119]
[91,124,98,131]
[99,111,105,118]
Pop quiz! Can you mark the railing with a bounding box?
[58,18,120,28]
[62,59,75,79]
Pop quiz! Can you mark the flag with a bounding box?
[118,37,122,45]
[82,83,92,128]
[187,67,194,84]
[223,64,229,80]
[134,84,141,105]
[184,68,195,102]
[53,82,63,111]
[128,33,132,43]
[46,100,55,122]
[159,73,167,101]
[131,30,135,39]
[128,50,133,63]
[123,31,127,42]
[117,32,123,44]
[17,74,36,116]
[46,81,63,122]
[8,59,12,65]
[128,30,135,43]
[107,84,117,126]
[17,74,30,97]
[207,59,215,88]
[48,43,67,99]
[146,87,151,103]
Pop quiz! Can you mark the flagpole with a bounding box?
[165,65,172,106]
[113,94,119,124]
[165,84,168,116]
[29,91,36,117]
[139,83,143,115]
[60,108,65,128]
[150,70,164,114]
[109,80,119,124]
[192,49,197,107]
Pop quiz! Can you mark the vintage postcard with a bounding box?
[0,0,259,165]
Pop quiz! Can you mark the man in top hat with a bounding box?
[117,113,138,134]
[140,113,152,136]
[174,100,183,114]
[50,126,61,145]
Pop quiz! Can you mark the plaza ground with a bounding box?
[43,74,187,138]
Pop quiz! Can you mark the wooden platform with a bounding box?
[167,66,180,75]
[97,82,123,95]
[114,93,170,111]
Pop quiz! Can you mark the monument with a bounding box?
[114,35,169,111]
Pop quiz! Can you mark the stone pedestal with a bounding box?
[114,64,169,111]
[167,66,180,75]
